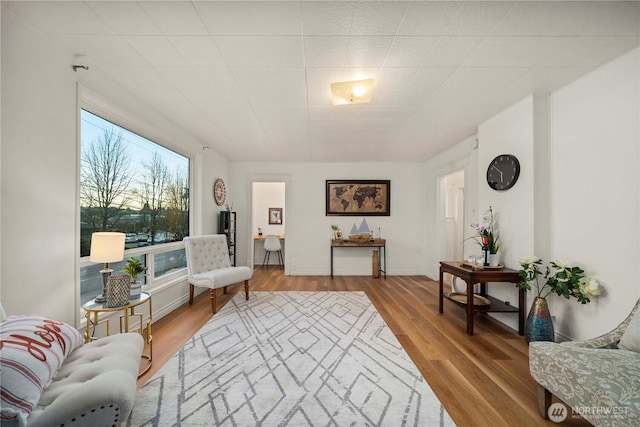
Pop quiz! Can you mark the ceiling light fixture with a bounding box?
[330,78,374,106]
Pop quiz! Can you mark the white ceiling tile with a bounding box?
[491,2,604,36]
[397,2,463,36]
[384,36,439,67]
[345,36,394,68]
[444,1,515,36]
[272,69,308,106]
[5,1,113,35]
[375,67,419,91]
[168,36,227,67]
[506,67,593,95]
[404,67,456,105]
[582,2,640,36]
[300,1,355,36]
[303,36,349,67]
[350,2,408,36]
[581,38,640,68]
[213,36,272,67]
[260,36,305,67]
[438,67,527,93]
[140,2,209,36]
[246,2,302,35]
[53,35,149,67]
[305,68,344,106]
[124,36,186,67]
[309,106,363,121]
[462,36,570,67]
[155,67,204,91]
[193,1,254,35]
[423,37,484,67]
[537,36,618,68]
[86,2,160,35]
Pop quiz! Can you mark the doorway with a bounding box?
[251,182,286,271]
[440,169,465,291]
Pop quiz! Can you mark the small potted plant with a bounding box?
[123,257,146,298]
[331,224,342,239]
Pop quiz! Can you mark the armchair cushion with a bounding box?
[184,235,252,290]
[191,266,252,289]
[0,316,83,426]
[618,307,640,352]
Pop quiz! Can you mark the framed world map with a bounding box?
[326,180,391,216]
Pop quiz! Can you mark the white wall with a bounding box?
[426,49,639,339]
[475,96,538,329]
[231,162,426,276]
[549,48,640,339]
[0,9,228,324]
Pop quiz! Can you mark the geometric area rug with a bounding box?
[127,291,455,426]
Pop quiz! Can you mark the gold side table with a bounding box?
[83,292,153,376]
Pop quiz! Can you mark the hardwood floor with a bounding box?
[137,269,590,426]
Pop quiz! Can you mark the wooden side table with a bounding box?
[330,239,386,279]
[438,261,524,335]
[83,292,153,376]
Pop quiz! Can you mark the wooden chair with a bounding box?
[184,235,251,313]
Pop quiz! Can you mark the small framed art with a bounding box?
[269,208,283,224]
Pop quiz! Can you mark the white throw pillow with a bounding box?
[619,307,640,352]
[0,315,83,426]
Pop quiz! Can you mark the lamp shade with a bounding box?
[90,232,125,263]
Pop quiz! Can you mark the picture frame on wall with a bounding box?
[269,208,283,224]
[326,180,391,216]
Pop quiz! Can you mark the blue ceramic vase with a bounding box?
[525,297,555,343]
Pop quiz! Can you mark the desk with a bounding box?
[253,235,285,241]
[83,292,153,376]
[438,261,524,335]
[331,239,386,279]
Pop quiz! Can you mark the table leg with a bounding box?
[518,287,525,335]
[439,267,444,313]
[383,246,387,279]
[85,311,91,343]
[467,280,474,335]
[331,246,334,279]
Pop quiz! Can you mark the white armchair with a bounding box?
[184,235,252,313]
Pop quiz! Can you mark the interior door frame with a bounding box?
[245,173,291,274]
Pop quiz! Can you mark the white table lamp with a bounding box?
[90,232,125,302]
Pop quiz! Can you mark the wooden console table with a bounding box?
[331,239,386,279]
[438,261,524,335]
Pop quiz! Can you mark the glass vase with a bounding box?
[525,297,555,343]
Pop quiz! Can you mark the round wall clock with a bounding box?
[213,178,226,206]
[486,154,520,191]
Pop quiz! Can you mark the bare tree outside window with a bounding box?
[80,127,134,233]
[80,110,189,256]
[137,152,169,245]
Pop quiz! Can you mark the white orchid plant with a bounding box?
[469,206,499,254]
[517,255,602,304]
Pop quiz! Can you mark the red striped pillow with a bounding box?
[0,315,83,426]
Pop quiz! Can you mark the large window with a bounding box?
[80,109,189,304]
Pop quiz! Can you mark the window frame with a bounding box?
[78,92,193,313]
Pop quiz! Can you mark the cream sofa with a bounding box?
[529,300,640,426]
[0,310,143,427]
